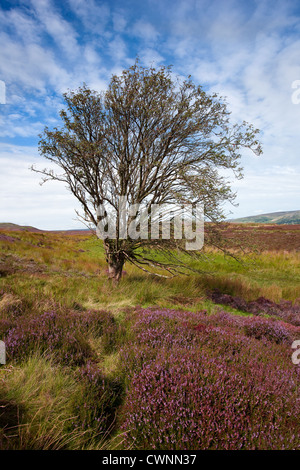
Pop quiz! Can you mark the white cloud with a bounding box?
[68,0,110,36]
[225,165,300,218]
[30,0,80,59]
[108,35,128,62]
[0,33,72,93]
[112,10,127,33]
[0,144,83,230]
[139,48,164,67]
[0,121,44,139]
[0,7,42,44]
[83,44,102,65]
[132,19,159,43]
[164,2,300,178]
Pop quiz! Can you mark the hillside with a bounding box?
[0,223,91,234]
[229,210,300,224]
[0,223,42,232]
[2,210,300,234]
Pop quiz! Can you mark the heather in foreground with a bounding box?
[0,229,299,450]
[120,308,300,450]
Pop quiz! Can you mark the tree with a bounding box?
[33,61,262,282]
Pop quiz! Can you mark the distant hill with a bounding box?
[0,223,91,234]
[229,210,300,225]
[2,211,300,232]
[0,223,43,232]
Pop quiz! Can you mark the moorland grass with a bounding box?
[0,227,299,449]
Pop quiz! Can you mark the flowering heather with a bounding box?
[120,308,300,450]
[210,289,300,326]
[3,307,116,366]
[243,317,297,344]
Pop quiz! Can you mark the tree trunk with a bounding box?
[104,241,125,284]
[107,258,124,283]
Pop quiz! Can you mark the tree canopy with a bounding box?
[33,61,262,282]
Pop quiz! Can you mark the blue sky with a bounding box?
[0,0,300,229]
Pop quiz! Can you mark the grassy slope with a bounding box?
[0,222,43,232]
[230,209,300,224]
[0,227,300,315]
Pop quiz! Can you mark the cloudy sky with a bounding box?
[0,0,300,229]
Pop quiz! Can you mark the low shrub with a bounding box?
[3,307,116,366]
[243,317,294,344]
[120,308,300,450]
[210,289,300,326]
[5,310,93,366]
